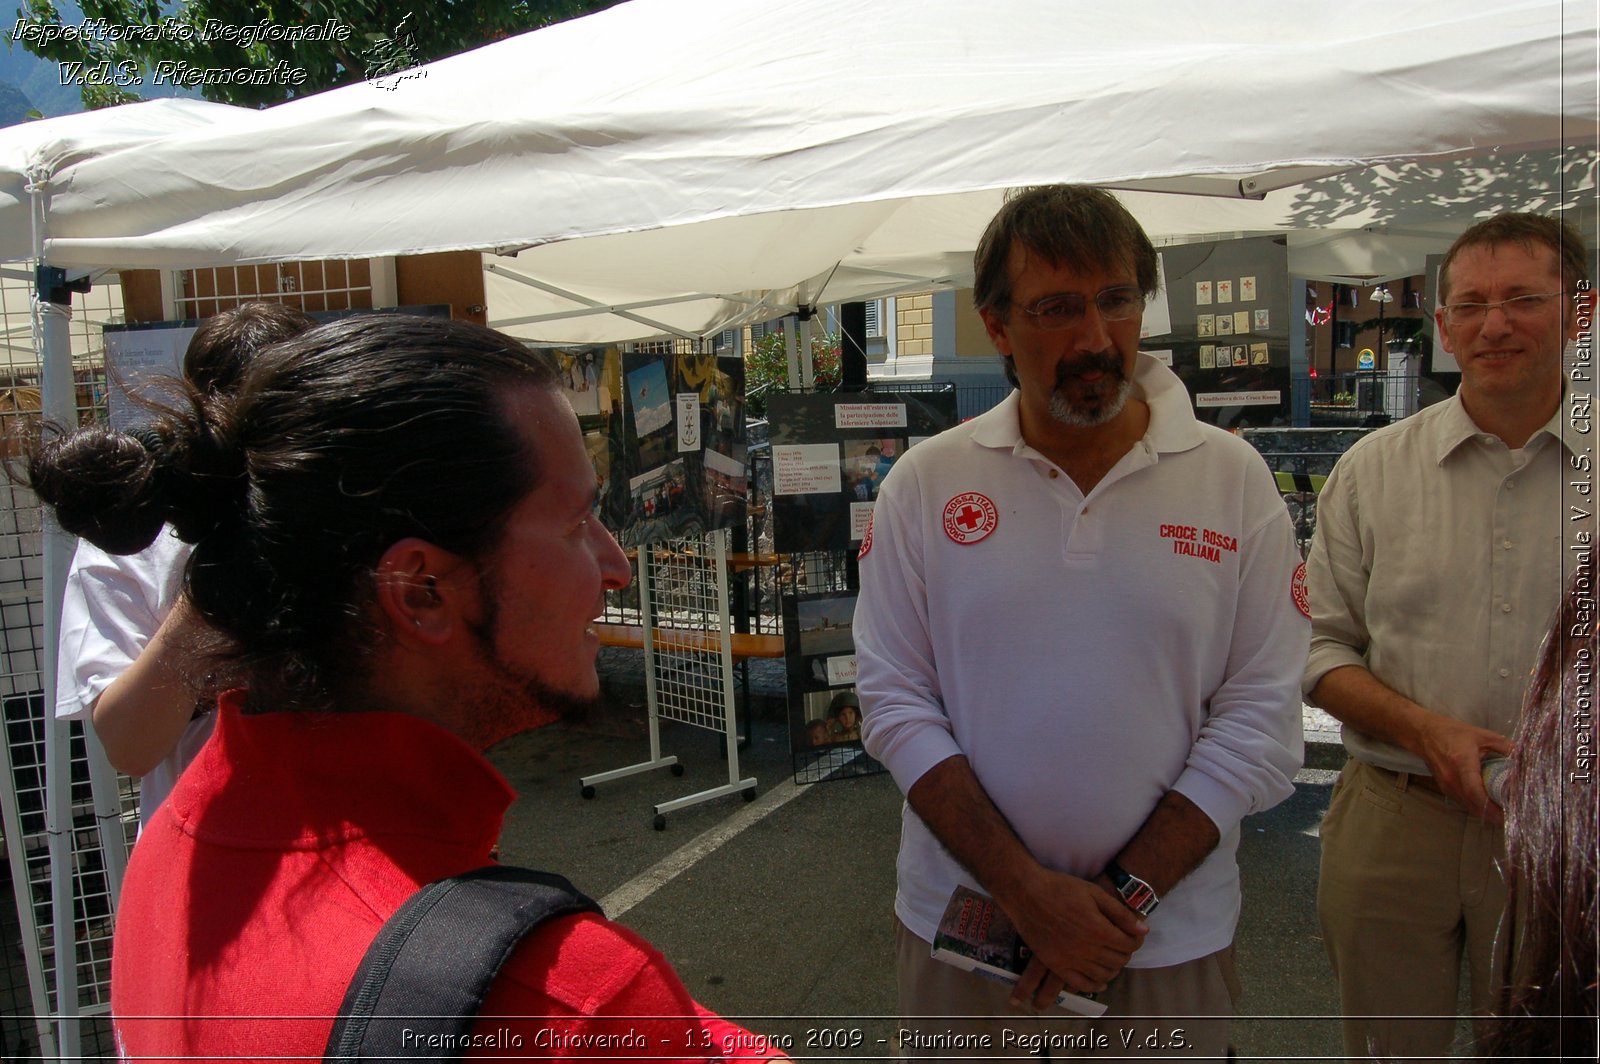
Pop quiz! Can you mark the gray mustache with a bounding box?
[1055,354,1124,385]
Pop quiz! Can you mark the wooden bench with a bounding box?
[594,623,785,659]
[725,551,791,574]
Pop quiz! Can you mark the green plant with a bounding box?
[745,329,841,416]
[1331,391,1356,406]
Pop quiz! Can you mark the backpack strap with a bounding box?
[324,865,602,1061]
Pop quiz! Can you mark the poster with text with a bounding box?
[767,389,958,553]
[104,323,194,431]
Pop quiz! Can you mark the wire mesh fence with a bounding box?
[0,270,130,1060]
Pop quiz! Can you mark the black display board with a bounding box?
[766,389,958,782]
[782,589,883,784]
[1150,237,1292,429]
[766,389,959,553]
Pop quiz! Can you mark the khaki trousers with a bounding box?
[894,917,1239,1060]
[1317,758,1509,1061]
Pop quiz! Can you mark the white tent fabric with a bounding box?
[17,0,1600,344]
[0,98,245,263]
[482,145,1597,342]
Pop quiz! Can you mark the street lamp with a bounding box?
[1370,284,1394,354]
[1366,285,1394,413]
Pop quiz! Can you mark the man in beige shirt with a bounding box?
[1305,213,1590,1059]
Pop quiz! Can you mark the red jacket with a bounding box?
[112,692,758,1061]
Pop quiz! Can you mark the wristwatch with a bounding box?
[1105,859,1160,916]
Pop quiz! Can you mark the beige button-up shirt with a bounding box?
[1304,391,1586,773]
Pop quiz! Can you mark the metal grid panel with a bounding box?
[1,701,122,1048]
[646,533,733,732]
[0,268,123,398]
[173,260,374,317]
[0,271,129,1059]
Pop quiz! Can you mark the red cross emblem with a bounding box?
[943,492,998,545]
[1291,561,1310,619]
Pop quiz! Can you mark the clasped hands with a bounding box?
[1002,867,1148,1010]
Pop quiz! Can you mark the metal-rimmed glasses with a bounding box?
[1019,286,1146,330]
[1440,292,1563,328]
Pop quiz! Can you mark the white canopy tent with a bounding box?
[1,97,244,262]
[16,0,1597,344]
[0,99,247,363]
[481,145,1596,343]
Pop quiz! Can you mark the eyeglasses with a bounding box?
[1018,286,1146,330]
[1440,292,1563,328]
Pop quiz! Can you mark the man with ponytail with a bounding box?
[30,315,763,1061]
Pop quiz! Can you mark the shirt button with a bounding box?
[1502,539,1513,549]
[1049,469,1059,479]
[1501,603,1513,612]
[1506,480,1516,490]
[1499,668,1511,678]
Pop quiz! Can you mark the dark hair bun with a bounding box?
[27,427,168,554]
[161,407,249,544]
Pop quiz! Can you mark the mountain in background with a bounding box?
[0,42,86,118]
[1,38,197,127]
[0,79,36,125]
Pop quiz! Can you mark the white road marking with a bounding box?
[599,775,810,918]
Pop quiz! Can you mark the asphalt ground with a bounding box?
[480,652,1473,1061]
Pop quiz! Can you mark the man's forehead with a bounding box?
[504,388,591,497]
[1008,242,1135,289]
[1450,239,1563,283]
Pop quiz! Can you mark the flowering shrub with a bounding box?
[745,330,841,415]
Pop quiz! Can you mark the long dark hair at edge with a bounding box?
[1479,568,1599,1061]
[28,315,560,713]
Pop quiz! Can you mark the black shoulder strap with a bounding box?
[324,865,602,1061]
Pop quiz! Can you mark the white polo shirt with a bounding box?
[856,355,1307,968]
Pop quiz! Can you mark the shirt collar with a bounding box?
[969,354,1205,456]
[169,691,515,855]
[1432,384,1576,464]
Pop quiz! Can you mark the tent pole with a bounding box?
[36,291,81,1063]
[31,168,82,1062]
[797,306,816,390]
[783,316,800,390]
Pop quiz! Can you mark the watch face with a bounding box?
[1117,878,1159,915]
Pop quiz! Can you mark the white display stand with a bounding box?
[580,529,756,829]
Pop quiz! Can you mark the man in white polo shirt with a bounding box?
[855,185,1308,1059]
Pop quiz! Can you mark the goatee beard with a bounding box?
[1049,354,1131,427]
[463,613,602,752]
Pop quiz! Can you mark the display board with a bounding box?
[782,587,881,784]
[766,389,957,782]
[766,389,958,553]
[555,348,746,550]
[101,305,451,431]
[1150,238,1292,428]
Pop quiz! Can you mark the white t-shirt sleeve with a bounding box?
[54,530,188,721]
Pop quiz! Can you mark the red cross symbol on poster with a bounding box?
[942,492,999,545]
